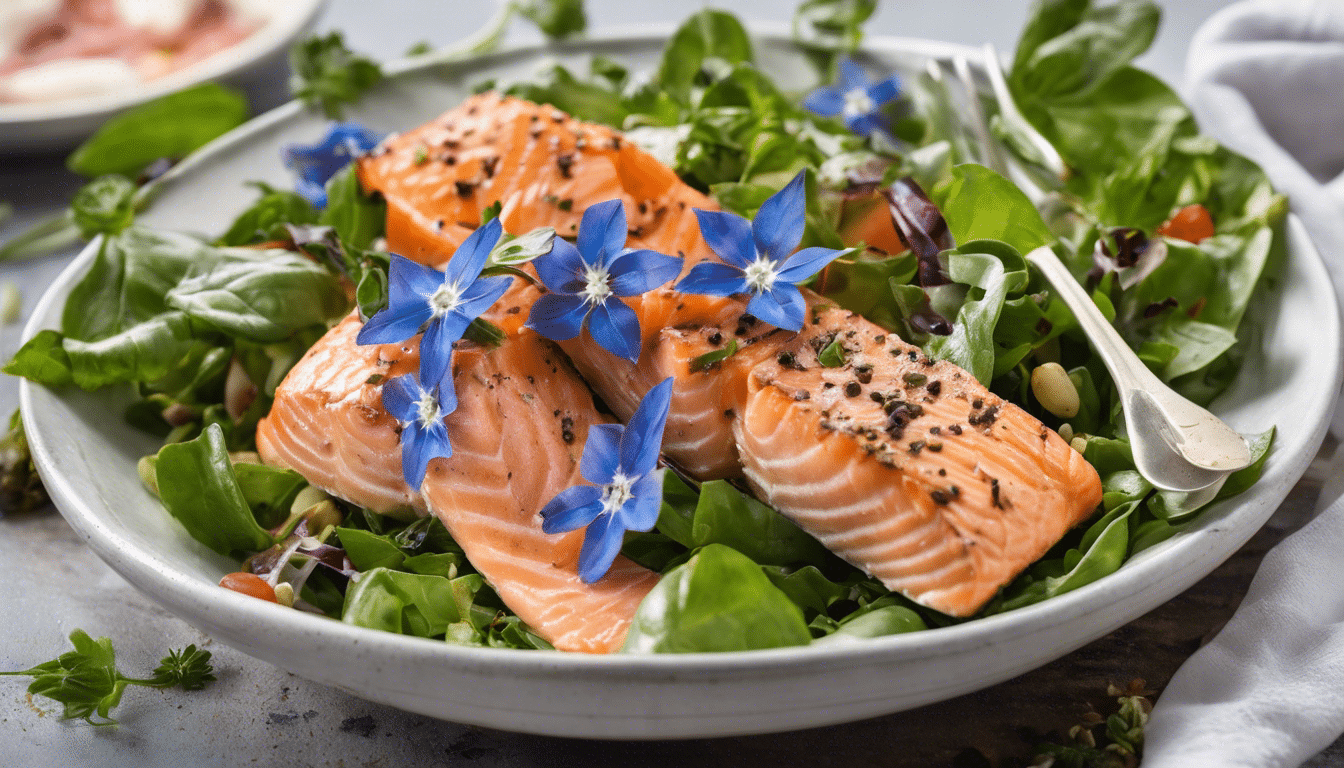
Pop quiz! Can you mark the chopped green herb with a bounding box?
[817,337,848,367]
[0,630,216,725]
[689,338,739,372]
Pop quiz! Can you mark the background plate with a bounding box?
[0,0,328,152]
[19,31,1343,739]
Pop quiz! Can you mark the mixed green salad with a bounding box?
[5,0,1280,653]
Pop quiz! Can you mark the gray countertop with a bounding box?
[13,1,1338,766]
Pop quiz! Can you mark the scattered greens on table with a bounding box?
[0,630,215,725]
[4,0,1281,653]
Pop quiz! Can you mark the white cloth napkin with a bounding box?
[1141,2,1344,766]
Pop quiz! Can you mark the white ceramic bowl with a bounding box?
[19,30,1343,739]
[0,0,328,152]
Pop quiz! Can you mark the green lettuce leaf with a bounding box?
[153,424,274,555]
[623,544,812,652]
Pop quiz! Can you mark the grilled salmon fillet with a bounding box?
[256,314,659,652]
[349,92,1103,617]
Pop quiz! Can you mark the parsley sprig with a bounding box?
[0,630,216,725]
[289,32,384,119]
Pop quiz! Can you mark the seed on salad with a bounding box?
[303,500,343,535]
[1057,423,1074,443]
[1031,362,1080,418]
[228,451,261,465]
[273,582,296,608]
[289,485,330,517]
[219,572,277,603]
[1070,436,1088,454]
[137,455,159,497]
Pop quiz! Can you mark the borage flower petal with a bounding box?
[675,171,846,333]
[283,122,384,208]
[752,171,806,260]
[539,378,675,583]
[381,373,456,489]
[356,218,512,384]
[526,201,683,363]
[804,58,902,139]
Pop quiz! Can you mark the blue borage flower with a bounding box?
[540,378,674,583]
[525,200,683,363]
[381,372,457,489]
[282,122,385,208]
[675,172,845,332]
[803,59,901,138]
[356,217,512,387]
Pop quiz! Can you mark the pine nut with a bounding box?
[273,582,296,608]
[1057,423,1074,443]
[1031,363,1080,418]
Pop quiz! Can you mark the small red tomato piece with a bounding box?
[219,572,277,602]
[1157,204,1216,244]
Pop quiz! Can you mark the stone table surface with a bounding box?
[8,0,1343,766]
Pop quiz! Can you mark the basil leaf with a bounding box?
[816,252,917,331]
[936,164,1054,255]
[814,605,926,643]
[219,185,320,246]
[154,424,274,555]
[319,165,385,253]
[658,480,830,567]
[1010,0,1160,101]
[233,464,306,529]
[925,240,1029,385]
[3,331,73,388]
[515,0,587,39]
[623,544,812,652]
[71,176,136,239]
[401,552,463,578]
[63,228,215,341]
[63,312,202,390]
[657,10,754,103]
[67,84,249,178]
[335,527,407,572]
[342,568,464,638]
[792,0,877,54]
[762,564,848,615]
[504,65,630,127]
[164,248,346,342]
[289,32,383,119]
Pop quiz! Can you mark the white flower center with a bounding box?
[415,390,441,428]
[600,471,635,516]
[429,282,464,318]
[580,264,612,306]
[842,87,875,118]
[743,254,780,294]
